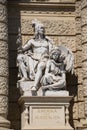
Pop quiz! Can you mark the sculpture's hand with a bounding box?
[17,47,23,53]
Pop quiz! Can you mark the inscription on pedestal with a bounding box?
[31,106,65,125]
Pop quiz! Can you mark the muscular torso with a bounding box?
[23,38,50,60]
[32,39,49,53]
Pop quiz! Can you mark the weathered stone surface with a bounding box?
[81,0,87,9]
[78,101,85,118]
[0,77,8,95]
[8,17,76,35]
[58,36,76,52]
[0,41,8,59]
[73,102,78,119]
[0,96,8,115]
[75,1,81,17]
[81,8,87,26]
[76,68,83,84]
[82,65,87,79]
[76,18,81,33]
[0,1,10,129]
[0,22,8,41]
[78,84,84,101]
[21,18,76,35]
[76,51,82,67]
[0,4,7,22]
[75,35,82,51]
[82,26,87,43]
[0,59,8,77]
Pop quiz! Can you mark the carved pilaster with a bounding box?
[0,0,10,129]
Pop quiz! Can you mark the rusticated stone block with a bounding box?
[73,119,79,128]
[0,4,7,22]
[76,51,82,67]
[78,85,84,101]
[75,18,81,34]
[0,77,8,96]
[75,1,81,17]
[76,35,82,51]
[0,96,8,115]
[58,36,76,52]
[0,41,8,59]
[82,26,87,43]
[81,8,87,26]
[78,101,85,118]
[81,0,87,9]
[73,102,78,119]
[83,80,87,96]
[84,97,87,115]
[0,33,8,41]
[0,22,7,35]
[76,68,83,84]
[82,64,87,79]
[0,59,8,77]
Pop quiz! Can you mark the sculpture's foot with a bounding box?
[31,86,37,91]
[18,77,29,82]
[31,86,37,96]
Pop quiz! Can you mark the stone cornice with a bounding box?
[8,1,75,9]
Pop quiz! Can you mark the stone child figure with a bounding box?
[17,20,53,89]
[41,48,66,91]
[41,46,74,94]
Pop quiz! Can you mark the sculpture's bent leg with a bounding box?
[32,62,46,90]
[42,79,66,91]
[27,57,35,80]
[17,54,28,81]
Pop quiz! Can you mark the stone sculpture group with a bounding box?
[17,19,74,96]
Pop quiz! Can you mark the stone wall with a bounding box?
[7,0,85,129]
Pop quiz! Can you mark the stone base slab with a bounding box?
[23,126,73,130]
[19,96,74,130]
[17,81,69,96]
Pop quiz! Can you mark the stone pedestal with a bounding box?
[19,96,73,130]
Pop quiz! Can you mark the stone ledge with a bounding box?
[19,96,73,104]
